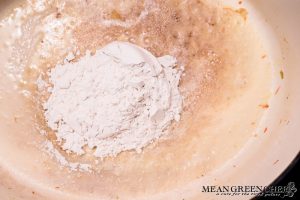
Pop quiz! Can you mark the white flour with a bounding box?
[43,141,91,172]
[43,41,183,158]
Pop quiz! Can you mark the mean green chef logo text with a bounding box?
[202,182,297,198]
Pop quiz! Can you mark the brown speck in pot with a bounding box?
[32,191,35,195]
[261,54,267,59]
[273,160,279,165]
[275,86,281,95]
[280,119,290,125]
[172,13,181,22]
[56,12,62,18]
[280,70,284,79]
[259,104,269,109]
[235,8,248,21]
[264,127,268,133]
[238,1,243,5]
[111,10,123,20]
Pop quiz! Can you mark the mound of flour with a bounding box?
[43,42,183,158]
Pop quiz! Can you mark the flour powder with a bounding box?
[43,41,183,158]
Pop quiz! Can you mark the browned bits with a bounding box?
[275,86,281,95]
[235,8,248,21]
[273,160,279,165]
[259,104,269,109]
[56,12,62,19]
[111,10,123,20]
[280,70,284,79]
[172,12,181,22]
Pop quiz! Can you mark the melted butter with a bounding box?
[0,0,273,199]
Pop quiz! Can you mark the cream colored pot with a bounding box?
[0,0,299,200]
